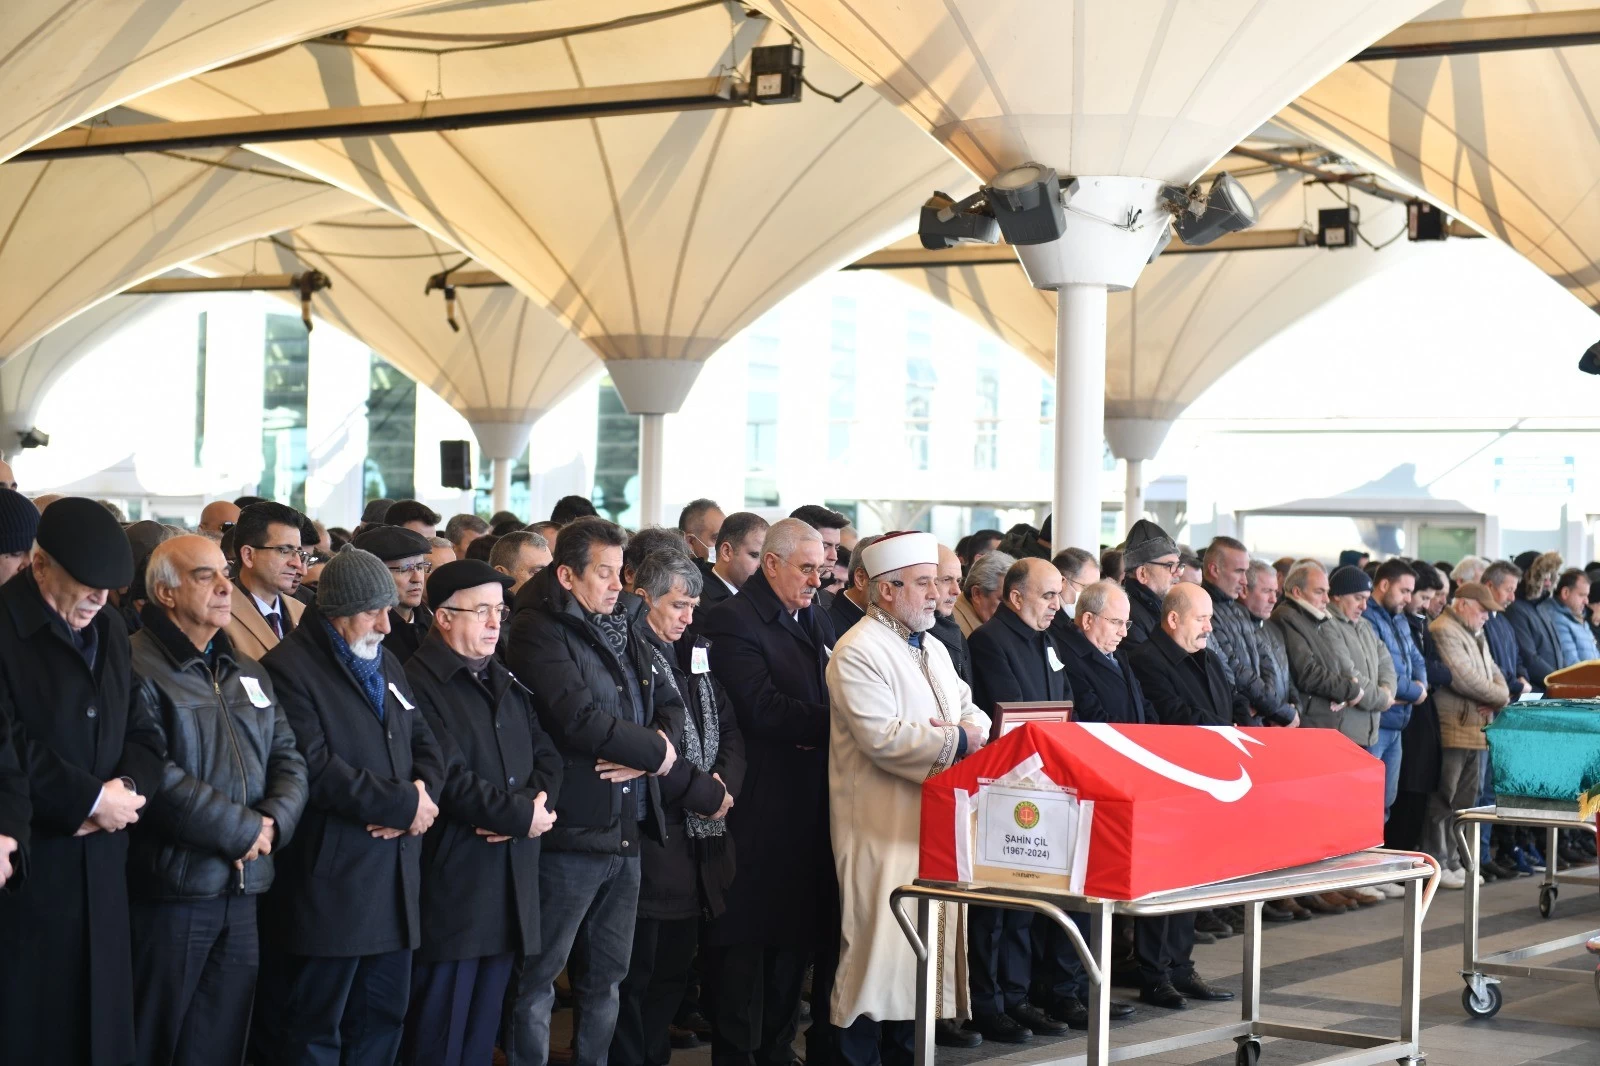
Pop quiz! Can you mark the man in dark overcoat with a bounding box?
[254,546,447,1066]
[697,517,842,1066]
[400,560,562,1066]
[0,497,164,1065]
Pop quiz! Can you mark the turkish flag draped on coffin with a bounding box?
[921,722,1384,900]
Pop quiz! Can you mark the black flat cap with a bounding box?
[37,496,134,589]
[427,559,512,609]
[351,525,431,562]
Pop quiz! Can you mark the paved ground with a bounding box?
[632,864,1600,1066]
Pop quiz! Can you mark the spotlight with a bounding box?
[917,190,999,250]
[1407,200,1446,241]
[424,269,462,332]
[1317,206,1357,249]
[981,163,1066,246]
[1171,172,1258,247]
[1579,341,1600,376]
[17,428,48,449]
[290,270,331,331]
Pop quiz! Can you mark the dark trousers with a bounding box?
[131,894,258,1066]
[967,906,1031,1017]
[505,852,641,1066]
[703,944,808,1066]
[1134,915,1196,991]
[253,947,412,1066]
[834,1016,913,1066]
[1030,911,1091,1005]
[401,953,514,1066]
[613,916,699,1066]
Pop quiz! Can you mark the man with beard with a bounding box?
[1120,520,1181,646]
[825,532,989,1066]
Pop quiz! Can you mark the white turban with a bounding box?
[860,531,938,579]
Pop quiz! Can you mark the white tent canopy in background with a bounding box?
[1277,0,1600,313]
[191,213,597,513]
[754,0,1435,551]
[885,155,1432,529]
[0,148,361,364]
[128,0,968,524]
[0,0,458,163]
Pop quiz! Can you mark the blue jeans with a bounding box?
[505,852,641,1066]
[1368,728,1404,820]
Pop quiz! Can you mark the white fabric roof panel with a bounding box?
[129,2,968,368]
[1277,0,1600,310]
[191,212,596,432]
[1,0,457,163]
[890,161,1428,420]
[0,149,361,362]
[750,0,1436,182]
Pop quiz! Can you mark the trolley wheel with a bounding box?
[1462,982,1502,1020]
[1539,884,1558,919]
[1234,1037,1261,1066]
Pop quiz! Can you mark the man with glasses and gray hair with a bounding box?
[225,501,309,660]
[354,525,438,663]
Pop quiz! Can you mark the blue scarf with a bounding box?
[323,617,386,720]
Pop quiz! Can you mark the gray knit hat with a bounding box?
[1121,518,1179,570]
[316,547,399,617]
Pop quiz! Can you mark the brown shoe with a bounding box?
[1313,893,1353,913]
[1274,897,1313,920]
[1338,890,1381,908]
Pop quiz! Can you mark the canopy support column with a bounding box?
[1052,283,1107,555]
[491,457,514,514]
[639,413,666,528]
[1124,458,1145,535]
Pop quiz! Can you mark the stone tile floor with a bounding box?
[644,863,1600,1066]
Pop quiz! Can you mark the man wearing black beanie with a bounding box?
[0,496,165,1065]
[0,486,39,586]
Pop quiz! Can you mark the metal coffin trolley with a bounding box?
[1451,805,1600,1018]
[892,850,1440,1066]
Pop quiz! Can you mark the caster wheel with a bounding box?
[1462,982,1502,1019]
[1234,1037,1261,1066]
[1539,885,1558,919]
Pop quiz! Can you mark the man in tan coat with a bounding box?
[1427,582,1511,889]
[826,531,990,1066]
[224,501,307,660]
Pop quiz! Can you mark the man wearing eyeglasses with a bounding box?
[355,525,437,664]
[225,501,309,660]
[1120,520,1182,647]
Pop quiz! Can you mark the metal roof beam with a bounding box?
[1356,9,1600,62]
[13,76,743,162]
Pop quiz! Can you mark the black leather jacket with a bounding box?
[127,606,307,900]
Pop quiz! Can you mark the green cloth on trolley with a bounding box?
[1485,702,1600,814]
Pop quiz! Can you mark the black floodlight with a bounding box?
[1318,206,1357,249]
[981,163,1066,246]
[750,44,803,104]
[1173,172,1258,247]
[917,190,1000,250]
[17,428,48,449]
[1579,341,1600,375]
[1407,199,1446,241]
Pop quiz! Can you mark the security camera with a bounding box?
[1171,172,1257,247]
[1579,341,1600,375]
[917,191,999,250]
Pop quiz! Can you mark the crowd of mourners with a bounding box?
[0,463,1592,1066]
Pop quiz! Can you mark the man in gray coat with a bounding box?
[1201,538,1294,727]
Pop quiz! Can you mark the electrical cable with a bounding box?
[153,149,329,186]
[801,76,864,103]
[313,0,730,56]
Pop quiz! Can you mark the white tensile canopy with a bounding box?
[750,0,1436,549]
[125,0,969,522]
[189,212,597,511]
[0,148,359,363]
[0,0,459,163]
[1277,0,1600,313]
[883,154,1432,526]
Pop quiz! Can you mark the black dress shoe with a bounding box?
[1140,982,1189,1010]
[1192,928,1217,945]
[1261,902,1297,923]
[668,1025,700,1049]
[1010,1001,1070,1036]
[970,1013,1032,1043]
[1042,996,1089,1029]
[936,1019,982,1048]
[1194,911,1233,938]
[1171,973,1235,1002]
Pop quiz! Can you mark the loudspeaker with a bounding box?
[440,439,472,490]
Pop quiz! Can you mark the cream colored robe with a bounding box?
[825,608,991,1026]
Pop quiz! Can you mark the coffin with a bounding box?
[1486,702,1600,818]
[920,722,1383,900]
[1541,662,1600,700]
